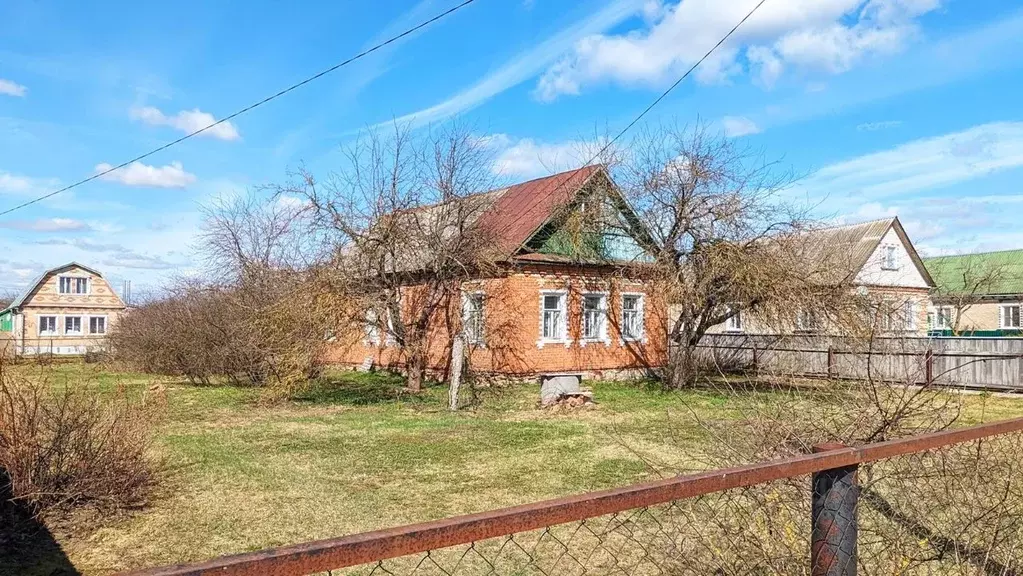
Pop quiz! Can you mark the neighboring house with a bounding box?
[0,262,126,355]
[923,249,1023,336]
[324,165,668,379]
[708,217,935,336]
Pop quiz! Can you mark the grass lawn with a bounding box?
[8,362,1023,575]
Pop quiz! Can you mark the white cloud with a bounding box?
[721,115,761,137]
[488,134,595,179]
[130,106,240,141]
[0,218,90,232]
[0,171,60,196]
[380,0,646,128]
[857,120,903,131]
[802,121,1023,200]
[0,79,27,97]
[0,172,37,194]
[536,0,941,100]
[96,161,197,189]
[275,194,308,210]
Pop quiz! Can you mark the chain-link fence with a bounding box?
[125,418,1023,576]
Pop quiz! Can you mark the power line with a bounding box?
[498,0,769,242]
[0,0,479,218]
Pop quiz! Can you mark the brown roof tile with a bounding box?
[476,165,603,257]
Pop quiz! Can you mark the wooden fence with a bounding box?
[693,334,1023,391]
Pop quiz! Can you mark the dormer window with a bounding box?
[59,276,89,295]
[881,245,899,271]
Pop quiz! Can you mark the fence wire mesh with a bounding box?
[325,430,1023,576]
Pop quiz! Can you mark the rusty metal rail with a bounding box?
[122,416,1023,576]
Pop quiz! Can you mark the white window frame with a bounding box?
[580,292,610,346]
[620,292,645,343]
[1000,303,1021,330]
[882,300,916,332]
[37,315,58,336]
[88,315,108,335]
[880,244,899,271]
[725,305,743,332]
[64,315,83,336]
[364,309,381,345]
[934,306,953,330]
[58,275,90,295]
[901,301,917,331]
[795,309,820,333]
[385,307,397,346]
[462,291,486,347]
[538,290,570,348]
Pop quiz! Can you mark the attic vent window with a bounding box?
[881,245,899,271]
[59,276,89,295]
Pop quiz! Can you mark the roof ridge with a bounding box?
[810,216,896,233]
[498,164,600,189]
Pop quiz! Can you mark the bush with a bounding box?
[0,362,159,519]
[108,276,334,395]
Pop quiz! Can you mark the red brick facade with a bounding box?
[324,263,668,379]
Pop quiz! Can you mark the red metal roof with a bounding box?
[477,165,602,257]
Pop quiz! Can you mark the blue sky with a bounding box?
[1,0,1023,294]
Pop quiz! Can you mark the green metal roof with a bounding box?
[923,249,1023,296]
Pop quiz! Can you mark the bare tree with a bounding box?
[282,122,500,391]
[111,193,338,395]
[928,254,1009,335]
[598,122,853,386]
[0,290,17,310]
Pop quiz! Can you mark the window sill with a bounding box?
[579,338,611,348]
[537,339,572,349]
[619,336,647,345]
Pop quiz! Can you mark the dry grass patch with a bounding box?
[5,364,1022,575]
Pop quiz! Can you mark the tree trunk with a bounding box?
[448,333,465,411]
[406,346,425,392]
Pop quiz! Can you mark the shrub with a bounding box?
[108,275,334,395]
[0,362,159,519]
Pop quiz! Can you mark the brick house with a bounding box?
[0,262,126,355]
[923,249,1023,336]
[324,165,668,379]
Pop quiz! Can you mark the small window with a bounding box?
[541,293,566,341]
[65,316,83,335]
[462,293,485,345]
[901,301,916,331]
[364,310,381,344]
[38,316,57,336]
[58,276,89,294]
[881,245,899,270]
[935,307,953,330]
[621,295,644,341]
[1001,304,1021,329]
[89,316,107,335]
[882,300,916,331]
[795,309,820,332]
[725,305,742,332]
[581,294,607,341]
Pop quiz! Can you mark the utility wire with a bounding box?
[496,0,769,241]
[0,0,479,218]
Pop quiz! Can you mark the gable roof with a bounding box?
[923,249,1023,296]
[798,217,935,287]
[475,165,604,258]
[3,262,108,312]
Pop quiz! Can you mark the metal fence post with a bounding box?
[827,346,836,379]
[811,443,858,576]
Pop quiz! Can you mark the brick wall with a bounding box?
[323,264,667,378]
